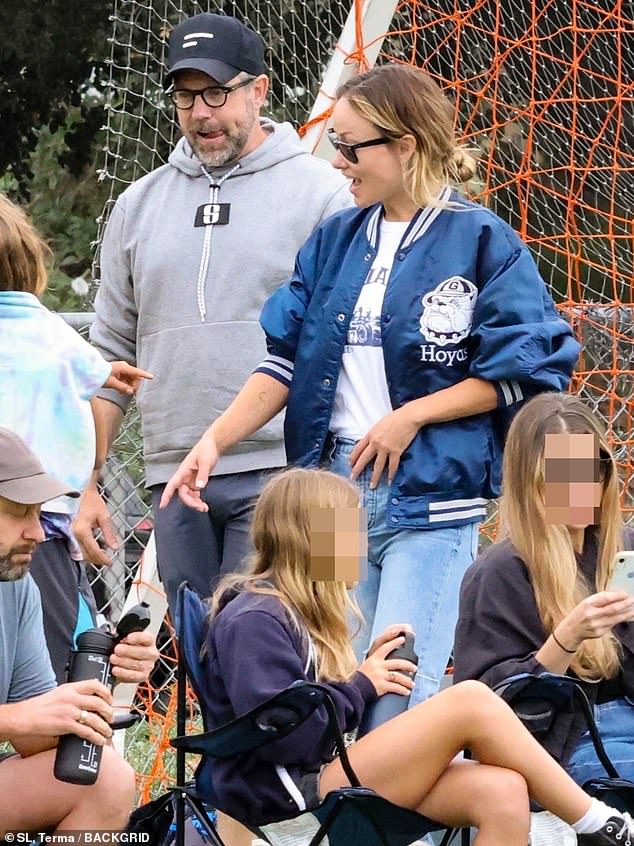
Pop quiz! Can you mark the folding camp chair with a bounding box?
[495,672,634,813]
[169,581,469,846]
[125,584,222,846]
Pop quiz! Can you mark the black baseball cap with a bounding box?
[165,13,267,88]
[0,428,79,505]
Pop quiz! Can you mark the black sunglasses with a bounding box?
[326,128,392,164]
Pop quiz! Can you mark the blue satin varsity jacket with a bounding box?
[255,188,580,528]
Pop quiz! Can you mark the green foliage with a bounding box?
[0,0,111,191]
[3,107,110,312]
[0,0,113,311]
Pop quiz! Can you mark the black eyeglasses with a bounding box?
[167,77,255,110]
[326,128,392,164]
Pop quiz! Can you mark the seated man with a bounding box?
[0,428,159,833]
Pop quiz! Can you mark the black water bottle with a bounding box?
[54,602,151,785]
[54,627,117,785]
[357,631,419,737]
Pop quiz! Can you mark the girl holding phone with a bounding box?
[454,392,634,787]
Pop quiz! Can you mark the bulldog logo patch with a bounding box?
[419,276,477,346]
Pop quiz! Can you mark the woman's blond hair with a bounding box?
[0,194,50,297]
[500,393,624,680]
[209,467,362,682]
[336,64,477,209]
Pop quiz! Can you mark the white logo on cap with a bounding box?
[183,32,215,48]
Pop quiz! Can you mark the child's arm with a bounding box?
[73,400,124,567]
[103,361,153,395]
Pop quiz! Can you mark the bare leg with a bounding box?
[415,758,530,845]
[0,747,136,833]
[321,681,592,830]
[217,811,254,846]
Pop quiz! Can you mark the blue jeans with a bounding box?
[567,698,634,785]
[327,438,480,705]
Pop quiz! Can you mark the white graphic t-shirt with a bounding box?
[329,219,409,440]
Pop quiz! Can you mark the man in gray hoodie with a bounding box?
[75,13,351,612]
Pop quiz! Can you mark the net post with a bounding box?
[111,530,168,756]
[301,0,400,159]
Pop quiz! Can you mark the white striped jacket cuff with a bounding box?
[254,355,294,387]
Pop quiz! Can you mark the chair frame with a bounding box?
[494,671,619,779]
[173,616,225,846]
[495,671,634,817]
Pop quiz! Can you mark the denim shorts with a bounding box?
[567,698,634,785]
[298,769,323,808]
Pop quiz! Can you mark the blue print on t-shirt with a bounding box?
[346,265,389,349]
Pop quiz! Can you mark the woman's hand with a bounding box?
[555,590,634,650]
[159,431,219,512]
[358,633,417,696]
[350,406,420,488]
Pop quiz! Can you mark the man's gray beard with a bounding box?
[192,128,251,167]
[188,103,256,168]
[0,554,29,581]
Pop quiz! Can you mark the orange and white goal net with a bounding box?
[94,0,633,799]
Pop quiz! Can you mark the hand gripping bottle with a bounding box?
[54,603,150,784]
[357,631,418,737]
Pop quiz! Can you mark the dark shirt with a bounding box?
[454,526,634,765]
[201,590,377,825]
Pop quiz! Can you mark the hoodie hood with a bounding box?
[167,119,321,324]
[168,119,310,178]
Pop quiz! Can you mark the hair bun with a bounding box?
[451,148,478,183]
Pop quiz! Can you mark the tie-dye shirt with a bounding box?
[0,291,111,514]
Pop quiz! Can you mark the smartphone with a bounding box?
[607,551,634,595]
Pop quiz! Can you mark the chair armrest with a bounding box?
[111,712,142,731]
[494,672,578,708]
[171,679,362,788]
[171,681,328,759]
[493,672,577,734]
[493,672,619,778]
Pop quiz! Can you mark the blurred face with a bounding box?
[0,495,45,581]
[330,97,413,217]
[543,433,606,529]
[309,506,368,586]
[173,70,269,167]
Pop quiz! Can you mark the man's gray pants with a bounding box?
[151,467,274,615]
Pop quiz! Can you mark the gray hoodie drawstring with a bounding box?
[196,163,240,322]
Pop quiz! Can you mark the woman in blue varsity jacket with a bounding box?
[200,467,631,845]
[162,63,580,706]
